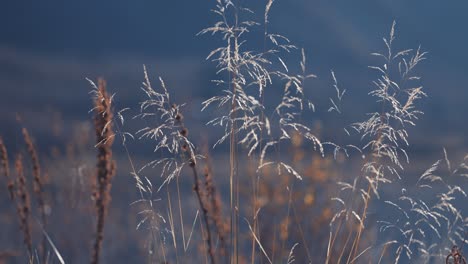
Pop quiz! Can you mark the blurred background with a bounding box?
[0,0,467,262]
[1,0,467,151]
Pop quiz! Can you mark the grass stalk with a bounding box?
[91,78,116,264]
[14,154,33,256]
[0,137,15,200]
[22,127,47,261]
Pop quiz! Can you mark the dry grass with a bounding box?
[90,78,117,264]
[22,127,48,261]
[0,1,466,264]
[0,137,14,200]
[14,154,32,256]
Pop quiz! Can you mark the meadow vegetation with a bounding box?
[1,1,467,263]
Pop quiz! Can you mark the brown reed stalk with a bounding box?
[22,128,47,223]
[179,123,216,264]
[0,137,15,200]
[172,110,216,263]
[190,163,216,264]
[91,78,116,264]
[203,156,227,256]
[14,154,33,256]
[347,126,385,263]
[22,128,47,261]
[0,250,20,264]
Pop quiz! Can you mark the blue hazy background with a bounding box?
[0,0,467,153]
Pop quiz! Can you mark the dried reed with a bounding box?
[22,128,47,224]
[22,128,47,261]
[91,78,116,264]
[0,137,15,200]
[14,154,33,256]
[203,158,227,257]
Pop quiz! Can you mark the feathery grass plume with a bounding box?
[22,128,47,261]
[377,153,468,263]
[328,70,346,114]
[90,78,117,264]
[199,1,324,261]
[200,1,321,165]
[128,66,185,261]
[134,66,217,263]
[327,21,427,263]
[0,136,15,200]
[0,251,20,263]
[14,154,33,256]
